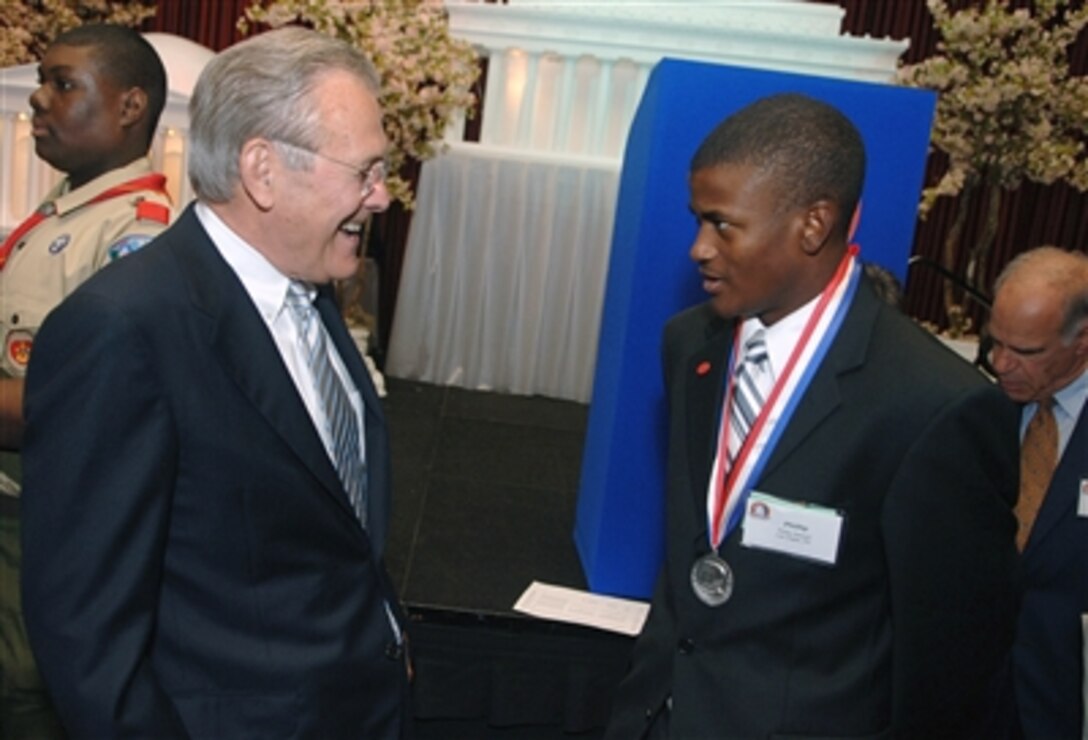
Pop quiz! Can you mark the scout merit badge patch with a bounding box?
[47,234,71,255]
[6,329,32,368]
[108,234,154,261]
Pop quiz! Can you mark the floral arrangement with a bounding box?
[239,0,480,210]
[897,0,1088,334]
[0,0,156,67]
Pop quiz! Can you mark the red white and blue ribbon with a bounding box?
[706,246,862,550]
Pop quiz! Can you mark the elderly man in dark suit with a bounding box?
[20,27,410,738]
[605,93,1021,739]
[989,246,1088,740]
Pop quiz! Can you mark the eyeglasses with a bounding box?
[274,140,387,199]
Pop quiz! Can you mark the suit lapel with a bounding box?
[683,286,875,540]
[689,281,875,488]
[1024,401,1088,557]
[685,318,734,519]
[167,206,352,516]
[758,281,875,481]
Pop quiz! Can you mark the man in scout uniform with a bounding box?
[0,24,171,738]
[605,94,1020,739]
[988,246,1088,739]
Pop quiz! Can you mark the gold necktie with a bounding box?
[1016,398,1057,551]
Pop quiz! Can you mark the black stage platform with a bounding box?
[381,377,636,738]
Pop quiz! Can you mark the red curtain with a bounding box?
[146,0,250,51]
[143,0,1088,340]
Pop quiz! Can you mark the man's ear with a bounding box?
[800,199,838,256]
[239,138,276,211]
[1073,317,1088,358]
[118,87,148,128]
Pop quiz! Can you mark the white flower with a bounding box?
[898,0,1088,214]
[241,0,480,210]
[0,0,157,66]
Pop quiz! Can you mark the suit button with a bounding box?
[677,637,695,654]
[384,641,403,660]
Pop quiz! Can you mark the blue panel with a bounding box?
[574,58,936,598]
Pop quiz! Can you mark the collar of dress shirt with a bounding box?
[1028,364,1088,457]
[49,158,158,216]
[194,201,294,325]
[738,293,821,382]
[1051,364,1088,422]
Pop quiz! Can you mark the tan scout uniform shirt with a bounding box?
[0,158,173,379]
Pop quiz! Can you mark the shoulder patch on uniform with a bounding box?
[135,199,170,225]
[47,234,71,255]
[107,234,153,261]
[6,330,32,369]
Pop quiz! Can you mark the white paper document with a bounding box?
[513,581,649,636]
[0,470,19,497]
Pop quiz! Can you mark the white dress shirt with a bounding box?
[1020,365,1088,460]
[194,202,367,469]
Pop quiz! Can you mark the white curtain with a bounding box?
[386,143,619,402]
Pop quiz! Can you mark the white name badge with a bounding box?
[741,491,843,565]
[1078,479,1088,518]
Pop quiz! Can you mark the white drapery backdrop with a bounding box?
[386,143,619,402]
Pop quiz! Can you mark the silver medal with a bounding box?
[690,553,734,607]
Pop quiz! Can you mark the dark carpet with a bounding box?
[381,377,634,739]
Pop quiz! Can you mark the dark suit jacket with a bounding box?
[21,205,409,739]
[606,277,1021,740]
[1014,389,1088,739]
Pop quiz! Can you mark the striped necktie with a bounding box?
[728,330,773,464]
[286,281,368,526]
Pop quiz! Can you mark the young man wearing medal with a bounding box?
[605,94,1021,739]
[0,24,171,738]
[987,246,1088,740]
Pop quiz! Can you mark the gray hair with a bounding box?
[188,26,381,202]
[995,246,1088,344]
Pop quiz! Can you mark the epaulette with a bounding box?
[136,199,171,225]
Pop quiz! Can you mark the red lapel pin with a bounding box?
[696,360,711,376]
